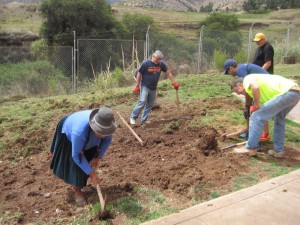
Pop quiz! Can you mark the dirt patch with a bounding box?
[0,97,299,224]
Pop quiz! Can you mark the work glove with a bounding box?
[173,82,180,90]
[250,105,259,114]
[260,132,270,141]
[243,106,250,119]
[133,85,140,94]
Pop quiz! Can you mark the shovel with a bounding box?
[221,129,247,140]
[222,141,247,151]
[175,89,180,108]
[96,183,111,220]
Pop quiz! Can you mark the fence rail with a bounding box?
[0,25,299,97]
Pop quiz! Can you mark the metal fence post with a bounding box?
[197,25,204,73]
[73,31,77,94]
[247,23,254,63]
[284,24,291,57]
[145,26,150,60]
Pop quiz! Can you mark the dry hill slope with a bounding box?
[121,0,245,11]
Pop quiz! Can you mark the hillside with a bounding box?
[121,0,245,11]
[1,1,300,42]
[0,0,246,12]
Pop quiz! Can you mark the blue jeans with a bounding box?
[246,90,300,152]
[130,85,156,123]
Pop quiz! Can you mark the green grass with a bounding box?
[262,161,300,178]
[0,3,42,33]
[209,191,221,199]
[232,173,259,191]
[71,187,177,225]
[0,211,24,224]
[275,64,300,82]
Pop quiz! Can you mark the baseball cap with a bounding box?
[223,59,236,74]
[253,33,266,42]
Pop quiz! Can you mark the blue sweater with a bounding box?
[62,110,112,175]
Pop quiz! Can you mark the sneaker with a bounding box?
[142,120,150,124]
[129,118,136,125]
[260,132,270,141]
[234,146,257,156]
[268,150,284,159]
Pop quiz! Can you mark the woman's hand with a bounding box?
[92,157,100,170]
[89,170,101,185]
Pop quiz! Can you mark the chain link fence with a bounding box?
[247,25,300,66]
[148,32,199,75]
[76,39,145,90]
[1,25,299,97]
[196,25,300,73]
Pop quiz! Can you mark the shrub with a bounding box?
[233,50,247,63]
[213,50,227,71]
[88,67,133,91]
[0,60,70,96]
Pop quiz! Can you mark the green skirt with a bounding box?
[50,116,97,188]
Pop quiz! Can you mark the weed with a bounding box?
[192,183,208,194]
[0,142,7,149]
[213,50,227,71]
[209,191,220,199]
[162,121,180,134]
[0,211,24,224]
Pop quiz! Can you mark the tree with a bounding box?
[121,13,155,40]
[243,0,259,12]
[199,2,214,12]
[40,0,120,45]
[200,13,239,31]
[243,0,300,11]
[199,13,242,60]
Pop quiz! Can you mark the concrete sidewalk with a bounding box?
[142,169,300,225]
[287,102,300,123]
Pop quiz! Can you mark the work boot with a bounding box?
[260,132,270,141]
[234,146,257,156]
[141,120,150,125]
[268,150,284,159]
[129,118,136,125]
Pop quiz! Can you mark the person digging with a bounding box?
[129,50,179,125]
[223,59,270,141]
[50,107,117,206]
[230,75,300,158]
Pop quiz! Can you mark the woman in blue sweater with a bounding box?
[50,107,117,206]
